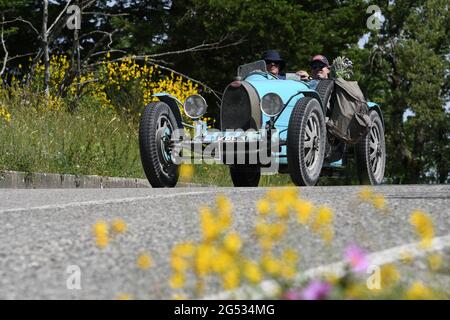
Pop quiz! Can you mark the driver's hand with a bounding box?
[296,70,310,81]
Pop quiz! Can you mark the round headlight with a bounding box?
[184,94,208,119]
[260,93,284,117]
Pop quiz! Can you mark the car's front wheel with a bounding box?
[139,101,182,187]
[355,110,386,185]
[287,97,326,186]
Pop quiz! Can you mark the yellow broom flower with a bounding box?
[137,252,153,270]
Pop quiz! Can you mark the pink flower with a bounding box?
[282,289,302,300]
[345,244,369,273]
[301,281,332,300]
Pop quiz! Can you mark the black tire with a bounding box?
[229,165,261,187]
[287,97,326,186]
[315,79,334,114]
[355,110,386,185]
[316,79,346,161]
[139,101,183,187]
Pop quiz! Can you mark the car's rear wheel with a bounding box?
[355,110,385,185]
[229,165,261,187]
[316,79,345,161]
[287,97,326,186]
[139,101,182,187]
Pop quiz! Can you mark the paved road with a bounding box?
[0,185,449,299]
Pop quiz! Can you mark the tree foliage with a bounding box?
[351,0,449,183]
[0,0,448,183]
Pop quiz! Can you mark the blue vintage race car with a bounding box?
[139,60,386,187]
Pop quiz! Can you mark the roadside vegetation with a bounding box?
[0,55,203,178]
[1,0,448,184]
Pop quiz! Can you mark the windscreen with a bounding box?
[237,60,267,78]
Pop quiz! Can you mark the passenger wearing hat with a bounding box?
[297,55,330,80]
[262,50,286,79]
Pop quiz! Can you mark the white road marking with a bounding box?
[205,234,450,299]
[0,189,258,214]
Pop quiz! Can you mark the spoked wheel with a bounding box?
[355,110,385,185]
[229,165,261,187]
[287,97,326,186]
[139,101,182,187]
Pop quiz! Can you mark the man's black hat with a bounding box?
[262,50,285,69]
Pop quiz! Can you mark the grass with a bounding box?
[186,164,295,187]
[0,93,144,178]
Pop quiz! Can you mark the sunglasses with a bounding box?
[266,60,280,66]
[311,62,328,70]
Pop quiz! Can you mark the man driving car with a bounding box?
[262,50,286,79]
[297,55,330,80]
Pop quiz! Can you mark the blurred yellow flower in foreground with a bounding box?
[195,244,214,276]
[427,253,443,271]
[358,187,373,201]
[137,252,153,270]
[200,207,220,242]
[216,195,232,216]
[405,282,434,300]
[172,293,187,300]
[261,254,281,276]
[171,255,189,272]
[243,260,262,284]
[172,242,196,258]
[221,267,240,290]
[257,199,271,216]
[311,206,334,233]
[295,200,313,224]
[410,211,434,249]
[93,220,108,236]
[179,164,194,181]
[345,283,368,299]
[95,234,109,248]
[380,264,400,288]
[170,273,186,289]
[274,201,290,219]
[223,232,242,254]
[211,250,234,274]
[93,220,109,249]
[372,194,386,211]
[116,293,132,300]
[111,219,127,234]
[282,248,299,264]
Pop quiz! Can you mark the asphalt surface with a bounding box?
[0,185,449,299]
